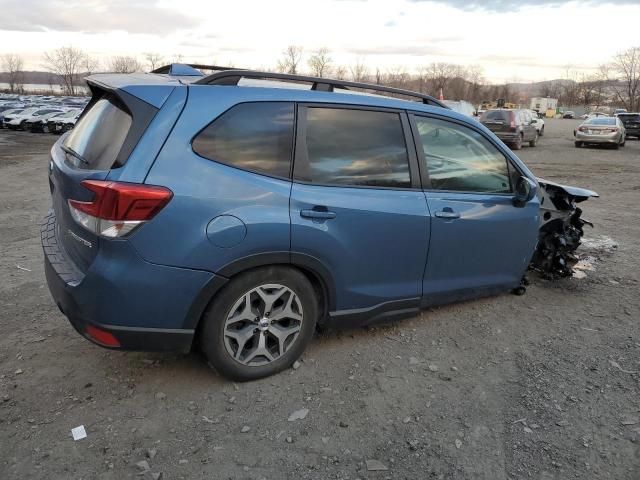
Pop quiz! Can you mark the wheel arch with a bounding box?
[185,252,336,335]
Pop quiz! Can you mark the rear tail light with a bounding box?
[578,126,587,132]
[85,324,120,347]
[68,180,173,238]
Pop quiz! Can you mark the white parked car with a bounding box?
[0,108,26,128]
[2,107,40,129]
[529,110,545,136]
[45,109,82,134]
[6,108,64,131]
[24,109,69,132]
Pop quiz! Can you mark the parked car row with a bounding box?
[0,93,87,134]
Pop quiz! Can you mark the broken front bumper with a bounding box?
[530,179,598,277]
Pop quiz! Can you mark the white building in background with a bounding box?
[529,97,558,115]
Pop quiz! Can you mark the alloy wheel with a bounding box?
[223,284,303,367]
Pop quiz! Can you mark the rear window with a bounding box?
[480,110,510,122]
[585,118,615,125]
[63,97,132,170]
[619,114,640,122]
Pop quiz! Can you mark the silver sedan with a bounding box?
[574,116,626,149]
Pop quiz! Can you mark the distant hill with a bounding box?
[0,70,97,87]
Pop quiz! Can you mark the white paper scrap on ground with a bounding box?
[71,425,87,441]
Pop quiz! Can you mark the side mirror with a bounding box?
[513,176,537,208]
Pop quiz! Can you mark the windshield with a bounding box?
[63,96,132,170]
[55,110,80,119]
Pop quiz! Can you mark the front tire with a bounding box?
[199,266,317,381]
[539,126,544,136]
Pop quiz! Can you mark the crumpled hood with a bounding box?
[537,177,599,201]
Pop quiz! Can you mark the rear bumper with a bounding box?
[624,128,640,137]
[494,132,520,143]
[42,210,225,353]
[575,132,619,144]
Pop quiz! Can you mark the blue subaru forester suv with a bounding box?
[42,64,595,381]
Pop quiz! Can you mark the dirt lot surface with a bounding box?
[1,119,639,480]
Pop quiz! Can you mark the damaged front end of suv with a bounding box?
[530,179,598,278]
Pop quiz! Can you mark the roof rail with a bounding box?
[150,63,238,76]
[194,70,448,108]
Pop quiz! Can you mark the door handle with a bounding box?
[435,210,461,219]
[300,209,336,220]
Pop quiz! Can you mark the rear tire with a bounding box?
[613,142,619,150]
[199,266,317,381]
[512,134,523,150]
[575,141,583,148]
[529,133,538,147]
[620,137,625,147]
[539,126,545,137]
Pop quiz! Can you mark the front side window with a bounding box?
[298,107,411,188]
[192,102,294,178]
[415,116,512,193]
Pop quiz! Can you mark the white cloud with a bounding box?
[0,0,639,82]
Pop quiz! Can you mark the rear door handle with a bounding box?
[300,209,336,220]
[435,210,461,219]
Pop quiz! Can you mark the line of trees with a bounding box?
[1,45,639,111]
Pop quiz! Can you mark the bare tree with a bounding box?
[43,46,88,95]
[423,62,459,97]
[307,47,331,77]
[144,52,165,71]
[349,58,369,82]
[277,46,303,74]
[109,56,142,74]
[383,66,410,89]
[576,71,607,109]
[1,54,24,93]
[84,56,100,76]
[609,47,640,111]
[333,65,348,80]
[465,65,485,104]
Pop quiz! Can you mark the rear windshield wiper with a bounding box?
[61,145,89,166]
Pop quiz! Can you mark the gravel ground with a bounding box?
[0,119,639,480]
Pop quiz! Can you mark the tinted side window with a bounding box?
[415,116,511,193]
[193,102,294,178]
[299,107,411,188]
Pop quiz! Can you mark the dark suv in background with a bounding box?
[616,113,640,139]
[479,109,538,150]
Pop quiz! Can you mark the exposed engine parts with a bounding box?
[530,179,598,278]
